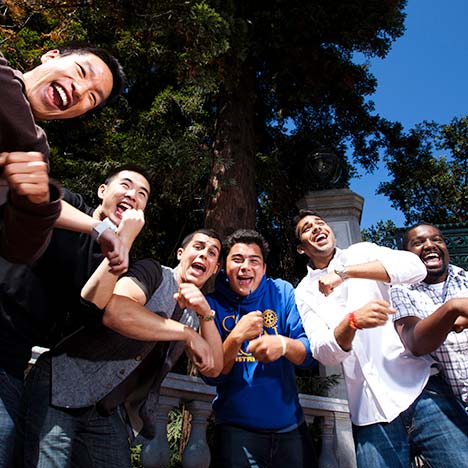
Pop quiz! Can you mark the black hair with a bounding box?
[180,229,223,254]
[104,163,153,194]
[402,222,442,250]
[293,209,323,241]
[56,43,125,107]
[223,229,270,262]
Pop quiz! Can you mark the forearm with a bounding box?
[221,334,243,374]
[199,321,223,375]
[333,316,356,352]
[104,295,192,342]
[55,200,98,233]
[397,300,461,355]
[283,337,307,365]
[0,182,62,264]
[81,258,117,309]
[343,260,390,282]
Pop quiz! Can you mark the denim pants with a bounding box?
[18,355,132,468]
[353,375,468,468]
[0,368,23,468]
[213,422,318,468]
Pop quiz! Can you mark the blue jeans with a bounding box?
[0,369,23,468]
[19,355,132,468]
[353,375,468,468]
[213,422,318,468]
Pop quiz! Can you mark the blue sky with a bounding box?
[349,0,468,229]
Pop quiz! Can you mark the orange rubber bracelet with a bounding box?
[348,312,361,330]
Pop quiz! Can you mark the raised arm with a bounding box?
[247,334,307,365]
[0,151,61,264]
[221,312,264,374]
[57,199,129,273]
[81,208,144,308]
[334,299,395,351]
[319,260,390,296]
[104,273,215,375]
[395,297,468,356]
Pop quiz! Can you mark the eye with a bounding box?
[89,92,97,107]
[76,63,86,77]
[120,182,130,189]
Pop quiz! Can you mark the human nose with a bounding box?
[240,259,251,270]
[125,188,137,201]
[72,78,85,101]
[198,249,207,259]
[422,238,435,249]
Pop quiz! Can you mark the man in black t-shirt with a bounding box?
[23,228,223,467]
[11,164,151,467]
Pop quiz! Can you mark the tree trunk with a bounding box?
[204,62,257,236]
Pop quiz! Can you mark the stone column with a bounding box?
[297,188,364,400]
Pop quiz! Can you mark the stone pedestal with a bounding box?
[297,188,364,248]
[297,188,364,400]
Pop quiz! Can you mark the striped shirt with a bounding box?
[391,265,468,408]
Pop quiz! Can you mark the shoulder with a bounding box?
[125,258,164,300]
[63,189,92,214]
[267,276,294,290]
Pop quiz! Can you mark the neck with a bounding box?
[309,250,335,270]
[92,206,105,221]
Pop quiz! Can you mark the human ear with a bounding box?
[41,49,61,63]
[176,247,184,261]
[97,184,107,201]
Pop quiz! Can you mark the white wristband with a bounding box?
[279,335,287,356]
[91,217,118,242]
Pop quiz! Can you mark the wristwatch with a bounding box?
[197,310,216,322]
[91,217,118,242]
[334,264,348,280]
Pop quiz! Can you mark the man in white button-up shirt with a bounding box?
[294,210,468,467]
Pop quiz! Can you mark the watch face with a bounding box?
[335,265,346,277]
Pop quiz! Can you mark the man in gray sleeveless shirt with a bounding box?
[21,228,223,467]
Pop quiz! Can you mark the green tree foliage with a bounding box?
[361,219,399,249]
[1,0,408,274]
[379,116,468,226]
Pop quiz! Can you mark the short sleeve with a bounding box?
[124,258,163,302]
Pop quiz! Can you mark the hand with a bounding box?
[452,316,468,333]
[318,272,343,296]
[247,334,286,363]
[185,329,215,374]
[116,208,145,247]
[352,300,395,329]
[1,151,49,204]
[98,229,129,275]
[231,311,264,343]
[174,283,211,316]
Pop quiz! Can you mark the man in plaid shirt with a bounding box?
[391,222,468,410]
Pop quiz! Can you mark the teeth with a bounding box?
[54,84,68,107]
[423,252,439,260]
[316,234,326,242]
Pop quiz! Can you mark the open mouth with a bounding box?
[422,250,442,267]
[238,276,253,287]
[191,262,207,274]
[115,201,133,218]
[314,232,328,243]
[51,83,69,108]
